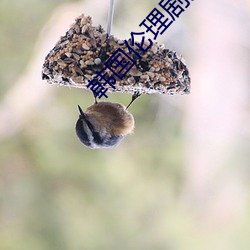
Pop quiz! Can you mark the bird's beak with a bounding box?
[77,105,86,119]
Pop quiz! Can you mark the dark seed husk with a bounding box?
[42,14,191,95]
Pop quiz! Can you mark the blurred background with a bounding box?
[1,0,250,249]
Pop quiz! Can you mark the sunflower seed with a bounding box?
[82,43,90,50]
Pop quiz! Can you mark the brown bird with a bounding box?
[75,93,140,149]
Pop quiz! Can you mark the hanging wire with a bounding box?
[107,0,115,34]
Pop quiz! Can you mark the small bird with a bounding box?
[75,93,140,149]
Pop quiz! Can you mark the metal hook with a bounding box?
[107,0,115,34]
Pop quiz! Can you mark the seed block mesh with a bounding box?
[42,14,191,95]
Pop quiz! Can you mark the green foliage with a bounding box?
[0,0,70,98]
